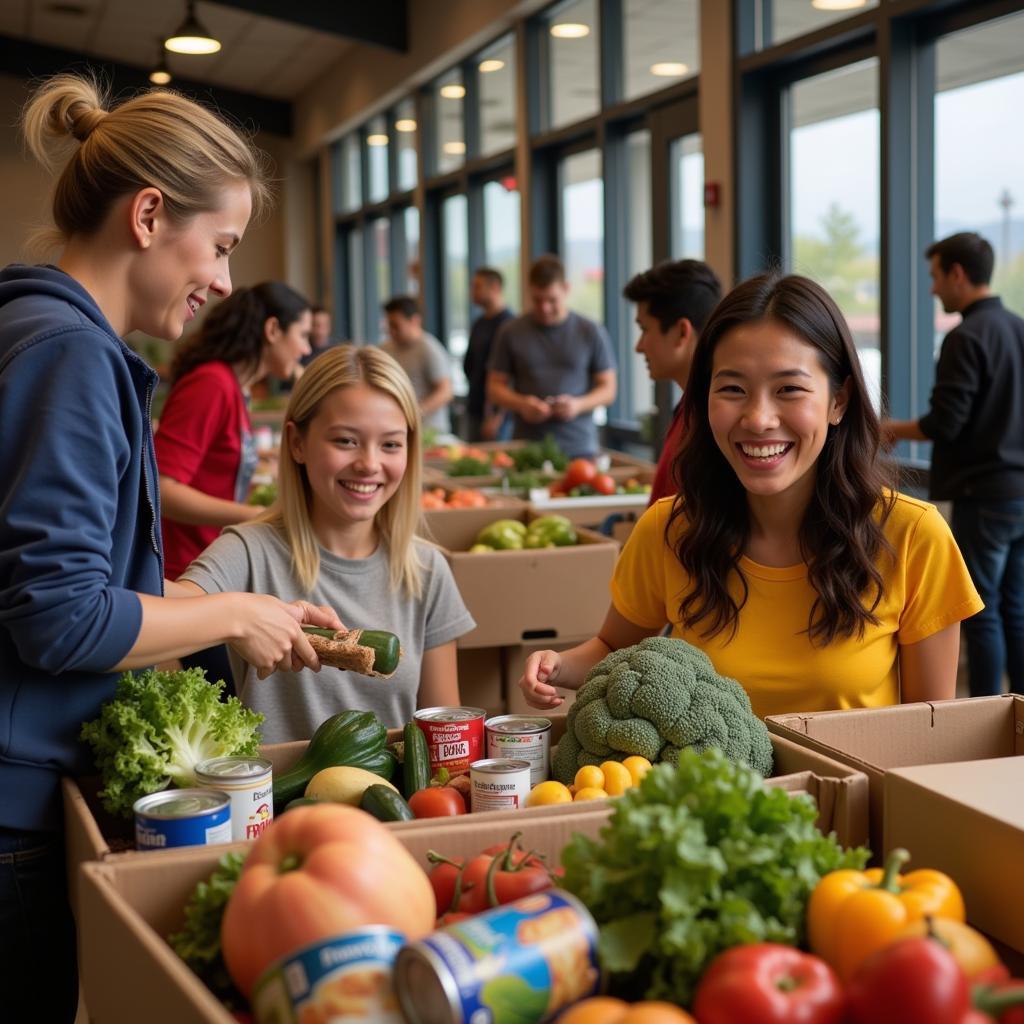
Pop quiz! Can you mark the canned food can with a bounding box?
[395,890,601,1024]
[194,755,274,842]
[485,716,552,788]
[251,927,405,1024]
[133,789,232,850]
[470,758,532,812]
[414,706,486,776]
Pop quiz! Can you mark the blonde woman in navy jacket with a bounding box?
[0,75,340,1022]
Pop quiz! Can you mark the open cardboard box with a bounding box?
[426,507,619,648]
[766,694,1024,850]
[77,738,867,1024]
[526,470,652,530]
[885,757,1024,955]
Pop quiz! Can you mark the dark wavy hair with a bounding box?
[668,272,896,645]
[170,280,310,384]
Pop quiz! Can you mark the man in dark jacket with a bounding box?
[884,232,1024,696]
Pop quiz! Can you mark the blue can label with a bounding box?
[133,791,232,850]
[252,928,405,1024]
[406,891,600,1022]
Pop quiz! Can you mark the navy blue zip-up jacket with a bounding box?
[0,265,163,831]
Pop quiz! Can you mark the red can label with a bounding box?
[414,706,486,776]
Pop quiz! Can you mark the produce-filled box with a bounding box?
[766,694,1024,851]
[885,757,1024,955]
[427,508,619,648]
[77,745,867,1024]
[420,484,528,513]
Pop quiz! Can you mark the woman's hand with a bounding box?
[519,649,566,709]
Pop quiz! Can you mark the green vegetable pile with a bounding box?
[247,483,277,506]
[551,636,773,783]
[168,851,247,1008]
[81,668,264,817]
[561,748,868,1004]
[511,435,568,472]
[469,514,578,552]
[448,455,494,477]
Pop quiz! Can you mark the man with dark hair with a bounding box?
[464,267,513,441]
[884,232,1024,697]
[623,259,723,503]
[487,254,617,458]
[382,294,453,432]
[299,305,336,368]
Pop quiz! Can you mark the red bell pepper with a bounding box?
[691,944,844,1024]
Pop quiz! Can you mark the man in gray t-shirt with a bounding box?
[487,255,616,458]
[381,295,453,433]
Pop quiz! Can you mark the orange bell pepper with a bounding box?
[807,847,965,981]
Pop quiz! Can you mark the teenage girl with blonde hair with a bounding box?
[0,74,340,1021]
[179,343,475,742]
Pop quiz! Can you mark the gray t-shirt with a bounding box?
[381,332,452,432]
[488,312,615,457]
[180,523,475,742]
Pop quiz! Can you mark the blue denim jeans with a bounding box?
[952,497,1024,697]
[0,827,79,1023]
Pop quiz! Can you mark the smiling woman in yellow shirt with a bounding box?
[518,273,983,716]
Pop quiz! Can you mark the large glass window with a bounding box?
[483,178,521,309]
[346,227,365,342]
[442,194,470,391]
[394,98,418,193]
[403,206,420,294]
[623,0,700,101]
[759,0,879,52]
[479,35,517,155]
[366,116,389,204]
[670,133,704,259]
[434,70,466,174]
[559,148,604,324]
[544,0,599,130]
[789,59,880,407]
[339,134,362,213]
[372,217,391,315]
[936,11,1024,332]
[625,130,654,420]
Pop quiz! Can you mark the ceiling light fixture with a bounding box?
[442,141,466,155]
[439,84,466,99]
[479,58,505,73]
[367,133,388,146]
[395,118,417,133]
[149,57,173,85]
[550,22,590,39]
[811,0,868,10]
[165,1,221,55]
[650,61,689,77]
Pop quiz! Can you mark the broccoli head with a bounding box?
[551,636,773,783]
[81,667,264,817]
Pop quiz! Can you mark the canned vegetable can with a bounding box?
[414,706,486,776]
[470,758,532,812]
[194,755,273,841]
[133,789,232,850]
[485,716,552,788]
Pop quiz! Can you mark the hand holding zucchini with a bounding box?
[302,625,402,677]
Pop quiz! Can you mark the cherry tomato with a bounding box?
[563,458,597,489]
[592,472,617,496]
[408,786,466,818]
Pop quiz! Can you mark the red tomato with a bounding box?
[564,458,597,489]
[426,854,465,917]
[973,979,1024,1024]
[457,841,556,915]
[845,937,969,1024]
[408,786,466,818]
[592,473,617,495]
[692,944,844,1024]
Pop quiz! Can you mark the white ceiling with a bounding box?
[0,0,354,100]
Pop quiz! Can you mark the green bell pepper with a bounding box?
[475,519,528,550]
[525,514,577,547]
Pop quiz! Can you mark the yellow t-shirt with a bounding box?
[610,493,983,719]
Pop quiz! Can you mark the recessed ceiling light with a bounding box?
[367,133,388,146]
[479,59,505,73]
[550,22,590,39]
[395,118,417,133]
[442,141,466,155]
[439,84,466,99]
[650,62,689,77]
[811,0,867,9]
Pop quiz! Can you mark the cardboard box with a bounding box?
[427,508,619,648]
[77,742,867,1024]
[884,757,1024,953]
[457,646,505,715]
[503,638,588,715]
[766,694,1024,851]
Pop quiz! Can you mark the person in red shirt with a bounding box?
[155,281,312,684]
[624,260,723,504]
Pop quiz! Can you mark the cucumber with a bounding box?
[301,626,401,675]
[403,721,431,798]
[282,797,321,813]
[360,784,415,823]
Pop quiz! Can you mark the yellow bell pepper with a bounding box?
[807,847,965,981]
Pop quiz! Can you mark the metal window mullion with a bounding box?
[603,128,629,424]
[600,0,624,108]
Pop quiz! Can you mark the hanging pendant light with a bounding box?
[149,55,173,85]
[165,1,221,55]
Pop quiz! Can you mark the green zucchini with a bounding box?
[282,797,321,813]
[403,721,431,799]
[301,626,401,675]
[272,710,392,813]
[359,784,415,823]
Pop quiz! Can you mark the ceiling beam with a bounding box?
[206,0,408,52]
[0,34,292,137]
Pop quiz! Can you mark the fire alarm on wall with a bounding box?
[704,182,721,208]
